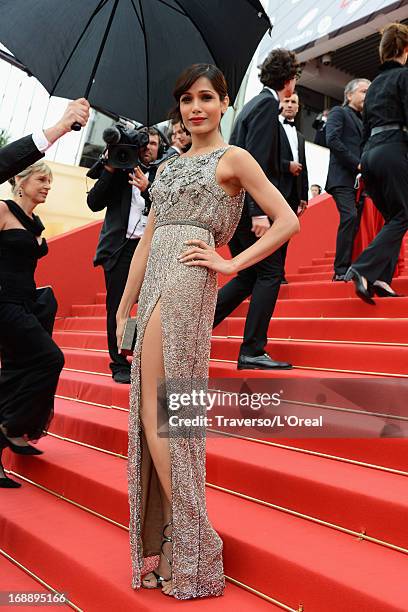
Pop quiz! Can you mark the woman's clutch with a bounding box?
[119,318,137,356]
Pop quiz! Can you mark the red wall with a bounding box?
[286,194,338,274]
[35,195,339,315]
[36,221,104,316]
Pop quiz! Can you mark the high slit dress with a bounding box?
[128,146,245,600]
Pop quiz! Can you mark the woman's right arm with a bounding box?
[116,208,156,349]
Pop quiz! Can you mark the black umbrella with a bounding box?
[0,0,271,125]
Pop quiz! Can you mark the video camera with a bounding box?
[86,123,149,179]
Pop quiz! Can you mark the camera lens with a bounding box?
[118,150,129,163]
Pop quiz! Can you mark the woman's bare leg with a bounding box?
[139,302,174,595]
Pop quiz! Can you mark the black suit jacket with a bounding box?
[0,135,44,185]
[87,165,157,271]
[325,105,363,192]
[229,88,280,221]
[362,61,408,150]
[279,124,308,203]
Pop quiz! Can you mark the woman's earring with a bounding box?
[18,188,23,198]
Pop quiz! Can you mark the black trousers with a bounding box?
[353,141,408,284]
[280,186,299,277]
[0,300,64,440]
[213,223,283,357]
[104,239,139,374]
[331,186,362,275]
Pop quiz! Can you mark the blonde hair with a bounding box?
[8,161,53,196]
[379,22,408,63]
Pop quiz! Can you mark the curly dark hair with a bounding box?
[259,48,301,91]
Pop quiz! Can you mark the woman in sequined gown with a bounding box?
[116,64,299,599]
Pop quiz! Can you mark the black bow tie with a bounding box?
[283,119,295,126]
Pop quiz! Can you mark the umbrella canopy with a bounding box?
[0,0,271,125]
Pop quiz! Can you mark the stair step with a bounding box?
[56,368,408,473]
[205,437,408,549]
[40,412,408,550]
[286,272,333,282]
[0,555,65,610]
[3,439,407,612]
[57,369,129,409]
[279,277,408,299]
[299,264,333,273]
[211,338,408,375]
[60,337,408,376]
[0,482,274,611]
[312,257,335,265]
[51,397,128,456]
[55,316,408,349]
[60,274,408,314]
[70,296,408,320]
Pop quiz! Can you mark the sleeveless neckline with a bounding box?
[2,200,45,236]
[178,146,229,160]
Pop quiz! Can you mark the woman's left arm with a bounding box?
[179,148,299,275]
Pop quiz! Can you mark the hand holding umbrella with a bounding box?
[44,98,90,144]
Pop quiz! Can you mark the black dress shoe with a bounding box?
[113,370,131,384]
[332,274,345,282]
[0,474,22,488]
[344,267,375,305]
[0,457,22,488]
[237,353,292,370]
[372,283,404,298]
[0,429,43,456]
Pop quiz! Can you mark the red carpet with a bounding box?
[1,200,408,610]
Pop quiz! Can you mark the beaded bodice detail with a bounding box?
[150,147,244,247]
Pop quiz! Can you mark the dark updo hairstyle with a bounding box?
[259,48,301,92]
[379,22,408,63]
[169,63,228,129]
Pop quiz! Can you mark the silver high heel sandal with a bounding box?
[142,522,172,590]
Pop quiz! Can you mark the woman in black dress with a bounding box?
[0,161,65,488]
[345,23,408,303]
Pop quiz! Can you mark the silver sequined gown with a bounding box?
[128,146,244,600]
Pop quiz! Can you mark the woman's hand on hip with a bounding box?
[178,240,235,275]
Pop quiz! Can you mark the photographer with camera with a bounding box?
[87,126,162,383]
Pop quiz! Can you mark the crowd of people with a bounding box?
[0,20,407,602]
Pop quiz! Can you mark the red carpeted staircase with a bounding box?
[1,201,408,611]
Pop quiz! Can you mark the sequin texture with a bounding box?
[128,147,245,600]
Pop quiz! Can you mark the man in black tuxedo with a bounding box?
[0,99,90,185]
[325,79,370,280]
[87,128,161,383]
[278,92,308,282]
[213,48,300,370]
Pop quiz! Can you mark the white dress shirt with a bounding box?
[127,172,149,239]
[264,86,279,102]
[279,115,299,163]
[32,131,51,153]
